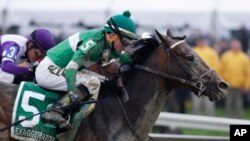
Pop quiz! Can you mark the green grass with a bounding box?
[181,129,229,136]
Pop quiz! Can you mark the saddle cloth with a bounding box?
[11,82,96,141]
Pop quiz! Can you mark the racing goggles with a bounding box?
[107,18,137,46]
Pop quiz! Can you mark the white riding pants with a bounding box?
[35,57,101,99]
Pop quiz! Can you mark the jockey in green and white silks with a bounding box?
[35,10,137,128]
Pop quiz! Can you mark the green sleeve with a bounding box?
[65,50,85,91]
[119,51,131,64]
[65,68,77,91]
[71,50,86,67]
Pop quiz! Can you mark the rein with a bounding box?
[134,64,213,97]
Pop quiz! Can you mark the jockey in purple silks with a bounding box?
[0,29,56,83]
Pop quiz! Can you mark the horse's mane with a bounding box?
[128,36,159,65]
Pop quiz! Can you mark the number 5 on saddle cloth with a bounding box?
[11,82,97,141]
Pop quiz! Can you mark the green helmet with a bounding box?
[104,10,137,40]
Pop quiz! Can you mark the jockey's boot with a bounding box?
[42,92,81,129]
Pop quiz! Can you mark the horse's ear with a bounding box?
[155,29,170,48]
[155,29,163,40]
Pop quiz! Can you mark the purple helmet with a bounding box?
[28,29,56,52]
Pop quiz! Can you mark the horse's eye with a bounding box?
[186,55,194,62]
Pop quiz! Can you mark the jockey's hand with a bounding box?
[119,63,132,73]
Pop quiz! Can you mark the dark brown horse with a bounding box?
[0,30,228,141]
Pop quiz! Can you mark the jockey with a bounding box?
[0,29,56,83]
[35,10,137,128]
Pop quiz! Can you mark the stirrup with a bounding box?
[59,114,72,129]
[42,111,71,129]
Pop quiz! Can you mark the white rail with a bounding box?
[155,112,250,131]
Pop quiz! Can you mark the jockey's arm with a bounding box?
[65,38,97,92]
[64,50,85,92]
[1,42,31,76]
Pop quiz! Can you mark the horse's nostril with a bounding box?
[218,81,229,89]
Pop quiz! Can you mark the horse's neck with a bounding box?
[120,48,171,137]
[124,48,170,139]
[125,72,170,139]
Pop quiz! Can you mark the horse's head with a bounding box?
[154,30,228,101]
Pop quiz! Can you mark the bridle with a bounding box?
[134,39,214,97]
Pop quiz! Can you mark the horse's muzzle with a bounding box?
[217,81,229,98]
[209,80,229,101]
